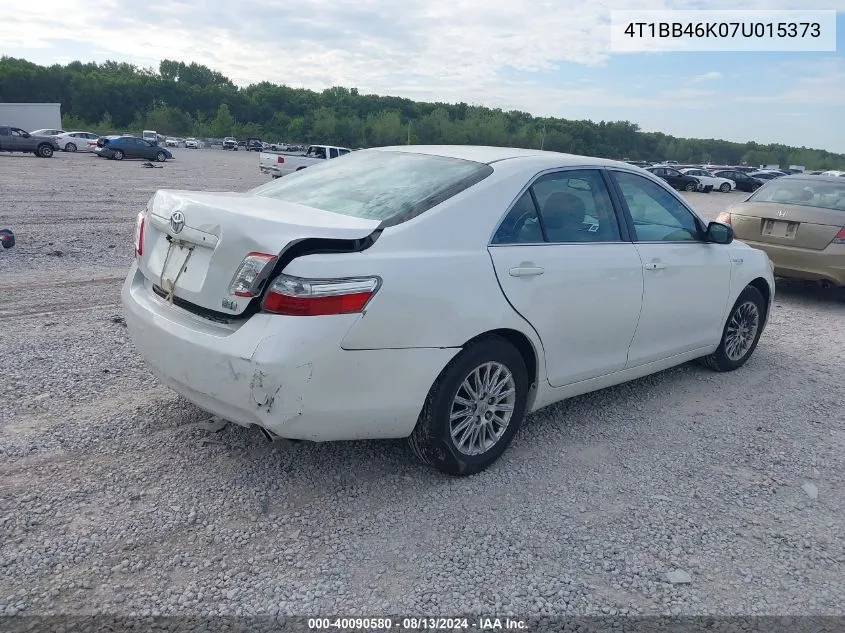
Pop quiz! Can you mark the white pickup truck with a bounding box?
[259,144,351,178]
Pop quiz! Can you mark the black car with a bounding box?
[246,137,263,151]
[646,167,700,191]
[711,169,763,192]
[94,136,173,161]
[748,171,784,181]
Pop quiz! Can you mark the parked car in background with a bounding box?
[122,146,774,475]
[223,137,238,150]
[258,144,352,178]
[54,131,100,152]
[821,170,845,177]
[94,136,173,161]
[749,171,784,181]
[717,174,845,287]
[0,126,59,157]
[646,166,700,191]
[246,138,263,152]
[185,138,201,149]
[680,168,735,192]
[142,130,160,146]
[166,137,178,147]
[31,128,65,137]
[711,170,764,193]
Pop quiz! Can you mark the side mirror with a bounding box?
[706,221,733,244]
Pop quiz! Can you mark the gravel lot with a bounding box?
[1,149,844,620]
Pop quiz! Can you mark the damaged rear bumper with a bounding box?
[121,264,457,441]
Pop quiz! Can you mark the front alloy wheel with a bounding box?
[408,336,529,476]
[700,285,766,372]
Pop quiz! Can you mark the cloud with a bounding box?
[734,57,845,106]
[0,0,821,102]
[692,71,723,82]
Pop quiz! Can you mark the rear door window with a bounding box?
[492,170,623,244]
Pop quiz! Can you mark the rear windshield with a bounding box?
[748,179,845,211]
[250,149,493,226]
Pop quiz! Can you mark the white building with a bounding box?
[0,103,62,132]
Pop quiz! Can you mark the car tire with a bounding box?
[65,143,77,153]
[719,182,731,193]
[684,181,697,192]
[37,143,54,158]
[155,151,167,162]
[408,336,529,476]
[112,150,124,161]
[700,285,766,372]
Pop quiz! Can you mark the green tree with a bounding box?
[210,103,236,137]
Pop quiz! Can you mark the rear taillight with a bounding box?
[134,211,146,257]
[277,156,285,164]
[228,252,278,297]
[715,212,731,225]
[833,227,845,245]
[262,274,380,316]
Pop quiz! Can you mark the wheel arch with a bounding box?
[461,328,540,409]
[747,276,772,319]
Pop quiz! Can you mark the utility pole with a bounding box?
[540,124,546,150]
[407,121,411,145]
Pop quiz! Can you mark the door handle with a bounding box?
[644,262,667,271]
[509,266,545,277]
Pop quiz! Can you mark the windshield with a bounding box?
[747,178,845,211]
[250,149,493,225]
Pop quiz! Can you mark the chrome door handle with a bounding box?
[644,262,667,270]
[509,266,545,277]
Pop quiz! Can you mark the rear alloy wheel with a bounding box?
[719,182,731,193]
[700,286,766,372]
[65,143,77,153]
[408,336,529,476]
[685,181,697,192]
[37,143,54,158]
[155,151,167,162]
[112,150,124,160]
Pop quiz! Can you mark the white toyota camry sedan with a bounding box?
[122,145,775,475]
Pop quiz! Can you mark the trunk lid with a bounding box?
[138,189,380,316]
[729,201,845,250]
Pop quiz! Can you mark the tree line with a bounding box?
[1,56,842,169]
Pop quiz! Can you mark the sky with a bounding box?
[1,0,844,152]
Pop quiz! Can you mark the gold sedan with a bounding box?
[717,175,845,287]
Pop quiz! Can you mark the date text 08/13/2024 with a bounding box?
[307,617,528,630]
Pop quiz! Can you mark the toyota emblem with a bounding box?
[170,211,185,234]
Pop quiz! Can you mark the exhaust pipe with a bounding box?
[256,425,275,443]
[254,425,301,446]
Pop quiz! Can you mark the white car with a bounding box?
[31,128,65,137]
[185,138,201,149]
[166,138,178,147]
[121,146,775,475]
[680,168,736,192]
[54,131,100,152]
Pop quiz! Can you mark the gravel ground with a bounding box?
[1,149,844,620]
